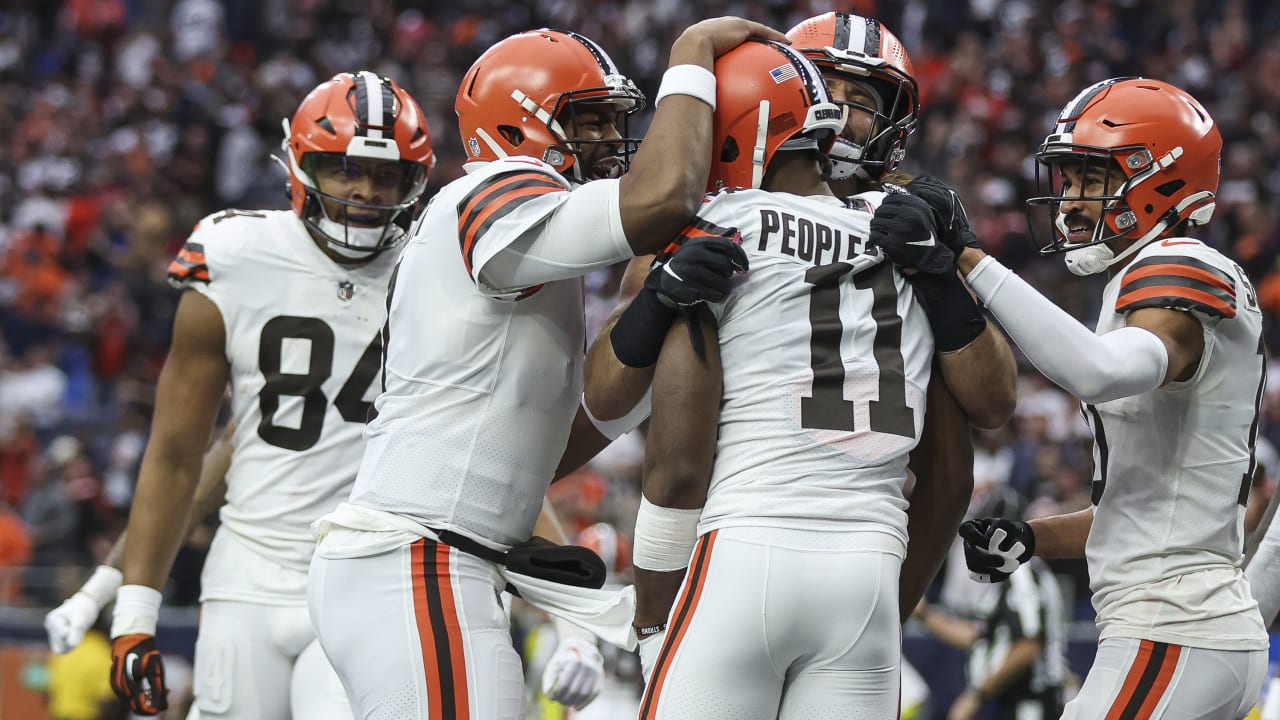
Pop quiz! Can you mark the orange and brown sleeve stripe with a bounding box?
[639,530,719,720]
[1103,640,1182,720]
[1116,256,1236,319]
[166,242,210,286]
[455,171,567,277]
[411,540,471,720]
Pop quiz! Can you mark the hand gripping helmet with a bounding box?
[283,71,435,256]
[785,12,920,181]
[708,40,845,191]
[1027,77,1221,261]
[455,29,645,183]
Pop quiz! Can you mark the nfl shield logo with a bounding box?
[337,280,355,301]
[468,136,481,157]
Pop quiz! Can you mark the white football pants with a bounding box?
[638,526,904,720]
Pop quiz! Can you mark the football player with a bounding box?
[103,71,436,718]
[785,11,1019,619]
[303,19,783,720]
[631,39,946,718]
[936,78,1269,717]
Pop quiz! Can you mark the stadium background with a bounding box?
[1,0,1279,717]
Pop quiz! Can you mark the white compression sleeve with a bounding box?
[965,256,1169,404]
[1247,519,1280,627]
[477,178,632,293]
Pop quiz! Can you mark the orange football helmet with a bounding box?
[1027,77,1221,255]
[785,12,919,181]
[283,71,435,254]
[456,29,644,183]
[708,40,845,191]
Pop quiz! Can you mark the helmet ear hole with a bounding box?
[498,125,525,146]
[720,136,740,163]
[317,117,336,134]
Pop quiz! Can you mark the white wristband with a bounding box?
[632,496,701,572]
[79,565,123,607]
[111,584,162,637]
[654,64,717,110]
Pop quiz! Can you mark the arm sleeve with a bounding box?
[1247,520,1280,627]
[965,255,1168,404]
[473,178,633,295]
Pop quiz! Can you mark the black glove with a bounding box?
[646,235,749,307]
[611,235,748,368]
[869,190,954,275]
[959,518,1036,583]
[906,175,980,252]
[111,633,169,715]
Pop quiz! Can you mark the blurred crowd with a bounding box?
[1,0,1280,649]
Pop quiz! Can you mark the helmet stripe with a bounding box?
[833,12,851,51]
[844,14,868,55]
[356,71,387,139]
[863,18,881,57]
[1058,77,1132,133]
[566,31,618,76]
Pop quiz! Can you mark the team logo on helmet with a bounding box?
[337,280,355,301]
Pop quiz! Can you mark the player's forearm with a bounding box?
[900,380,974,620]
[190,427,232,523]
[937,324,1017,429]
[1027,507,1093,559]
[916,605,979,650]
[962,253,1167,404]
[121,446,204,590]
[106,426,232,572]
[973,638,1040,698]
[584,318,656,421]
[633,567,687,628]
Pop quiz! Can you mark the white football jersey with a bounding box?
[696,189,934,546]
[168,209,396,603]
[347,158,623,549]
[1084,237,1268,650]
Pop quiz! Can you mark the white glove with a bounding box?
[540,635,604,710]
[637,629,666,684]
[45,565,122,654]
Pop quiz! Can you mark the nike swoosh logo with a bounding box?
[906,233,936,247]
[662,263,684,282]
[126,651,140,673]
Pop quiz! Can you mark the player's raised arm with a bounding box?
[618,17,788,253]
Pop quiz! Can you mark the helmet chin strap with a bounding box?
[827,138,863,181]
[314,216,402,257]
[1061,213,1168,277]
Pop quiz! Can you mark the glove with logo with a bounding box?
[872,186,986,352]
[959,518,1036,583]
[869,190,954,275]
[110,584,168,715]
[110,633,169,715]
[611,235,748,368]
[540,629,605,710]
[645,235,749,308]
[906,175,980,253]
